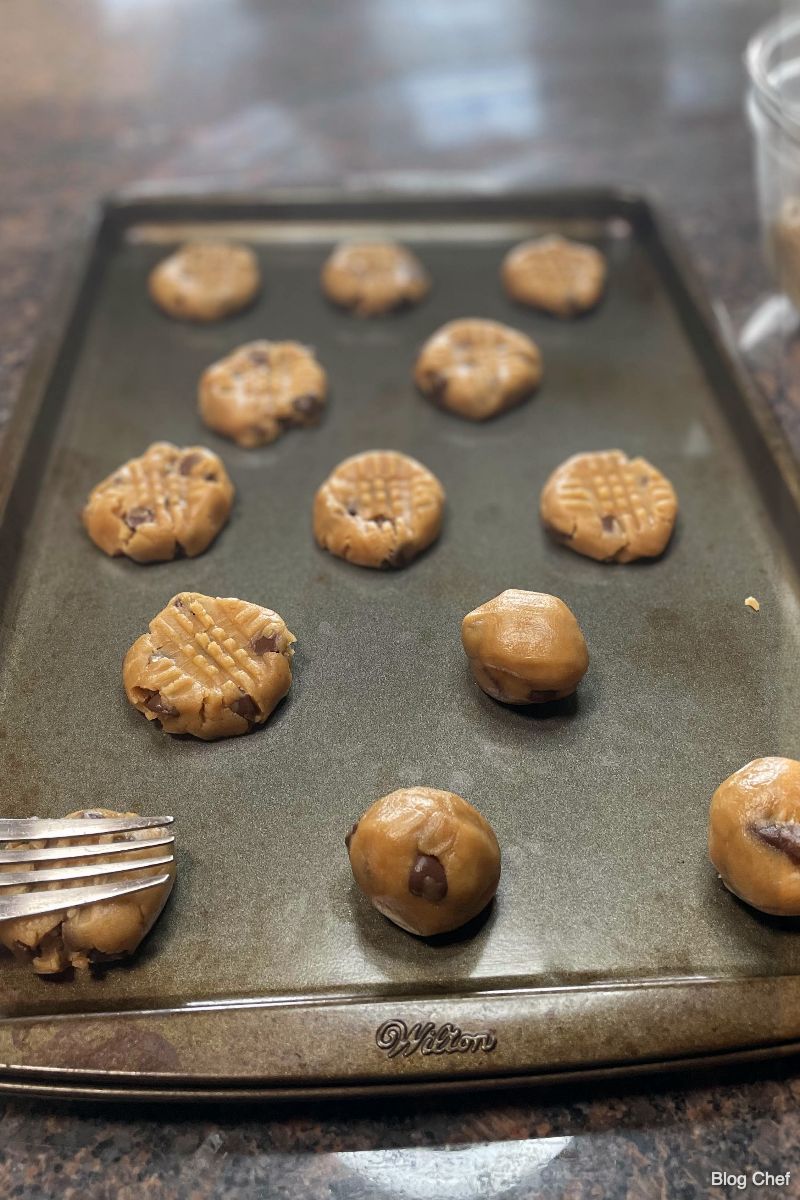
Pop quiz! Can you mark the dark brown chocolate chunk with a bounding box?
[408,853,448,902]
[124,506,154,529]
[752,822,800,865]
[144,691,178,718]
[251,633,279,655]
[230,694,258,721]
[344,821,359,851]
[292,394,322,417]
[174,597,186,610]
[179,453,202,475]
[601,514,618,533]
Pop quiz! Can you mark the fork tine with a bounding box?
[0,816,174,842]
[0,874,173,922]
[0,854,174,887]
[0,835,175,865]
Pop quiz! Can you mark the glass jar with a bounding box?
[747,15,800,310]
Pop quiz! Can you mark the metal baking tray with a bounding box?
[1,189,800,1102]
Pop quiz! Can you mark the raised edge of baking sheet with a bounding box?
[1,189,799,1100]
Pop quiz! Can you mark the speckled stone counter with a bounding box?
[2,1,800,1197]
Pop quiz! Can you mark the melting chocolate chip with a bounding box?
[601,514,618,533]
[251,633,279,655]
[144,691,178,717]
[230,694,258,721]
[124,506,154,530]
[408,853,448,902]
[179,453,202,475]
[292,394,322,417]
[752,822,800,865]
[344,821,359,851]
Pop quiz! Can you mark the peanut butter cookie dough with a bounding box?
[540,449,677,563]
[124,592,295,740]
[82,441,234,563]
[199,340,327,448]
[321,241,430,315]
[414,318,542,421]
[313,450,445,569]
[462,590,589,704]
[148,240,260,322]
[346,787,501,937]
[502,235,606,317]
[0,808,175,975]
[709,757,800,916]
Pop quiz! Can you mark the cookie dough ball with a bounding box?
[414,318,542,421]
[82,442,234,563]
[709,757,800,916]
[540,449,678,563]
[321,241,430,315]
[462,590,588,704]
[313,450,445,569]
[0,809,175,974]
[502,235,606,317]
[346,787,501,936]
[199,340,328,448]
[148,240,260,322]
[124,592,295,740]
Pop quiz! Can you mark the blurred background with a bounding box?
[1,0,787,444]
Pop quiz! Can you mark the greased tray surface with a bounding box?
[1,191,800,1099]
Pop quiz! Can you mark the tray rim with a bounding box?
[2,186,800,1101]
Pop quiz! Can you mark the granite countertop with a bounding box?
[2,0,799,1196]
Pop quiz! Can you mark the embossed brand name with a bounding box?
[375,1019,497,1058]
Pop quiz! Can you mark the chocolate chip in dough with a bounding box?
[408,853,448,901]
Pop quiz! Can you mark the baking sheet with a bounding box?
[1,190,799,1098]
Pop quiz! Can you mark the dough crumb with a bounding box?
[744,596,761,612]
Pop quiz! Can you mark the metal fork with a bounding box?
[0,816,175,921]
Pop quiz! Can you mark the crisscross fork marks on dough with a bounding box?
[152,598,259,695]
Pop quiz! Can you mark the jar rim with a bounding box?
[746,14,800,140]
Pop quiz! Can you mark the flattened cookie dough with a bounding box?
[313,450,445,569]
[199,340,327,448]
[540,449,677,563]
[124,592,295,740]
[414,318,542,421]
[0,808,175,975]
[148,240,260,322]
[709,757,800,915]
[321,241,430,315]
[82,441,234,563]
[346,787,501,936]
[502,235,606,317]
[462,590,589,704]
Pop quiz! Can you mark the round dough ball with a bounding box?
[124,592,295,740]
[501,235,606,317]
[199,340,327,448]
[313,449,445,569]
[0,808,175,974]
[346,787,500,937]
[414,318,542,421]
[461,590,588,704]
[709,757,800,915]
[321,241,429,315]
[148,240,260,322]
